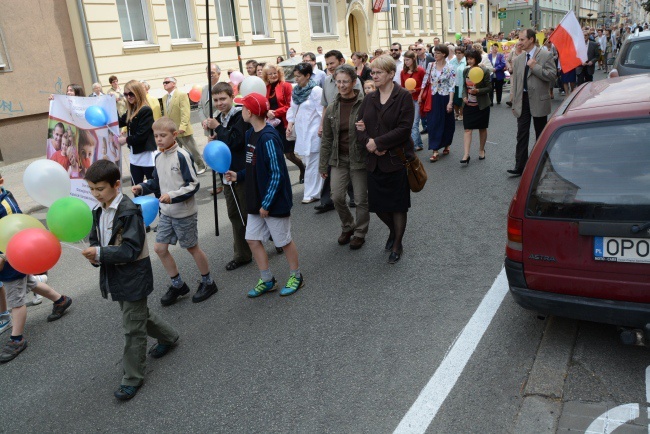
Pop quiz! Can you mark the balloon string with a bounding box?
[61,243,84,251]
[229,184,246,227]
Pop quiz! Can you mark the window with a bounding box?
[249,0,269,37]
[622,40,650,68]
[480,4,485,31]
[309,0,334,34]
[469,7,475,31]
[460,7,466,31]
[165,0,194,40]
[391,1,399,31]
[417,0,424,30]
[215,0,236,38]
[447,0,454,31]
[403,0,411,31]
[428,0,435,31]
[116,0,151,44]
[527,121,650,221]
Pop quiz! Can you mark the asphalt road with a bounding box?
[1,78,647,433]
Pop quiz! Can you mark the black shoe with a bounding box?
[507,168,523,177]
[387,251,401,264]
[460,156,471,165]
[275,246,284,254]
[114,384,140,401]
[506,101,513,107]
[385,237,395,251]
[148,336,179,359]
[47,296,72,322]
[225,259,252,271]
[192,281,218,303]
[160,283,190,306]
[314,203,335,213]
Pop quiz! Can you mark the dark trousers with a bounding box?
[491,78,504,104]
[515,95,547,171]
[577,69,593,85]
[320,166,354,206]
[130,164,154,185]
[224,181,251,263]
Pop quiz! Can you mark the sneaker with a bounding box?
[280,273,304,296]
[0,338,27,363]
[0,315,11,335]
[34,274,48,284]
[160,283,190,306]
[27,293,43,307]
[196,168,207,175]
[114,384,140,401]
[148,336,179,359]
[247,278,278,298]
[47,296,72,322]
[192,281,218,303]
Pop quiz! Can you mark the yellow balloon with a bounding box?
[0,214,46,252]
[405,78,417,91]
[346,58,354,65]
[468,67,484,84]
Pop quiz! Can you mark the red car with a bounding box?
[505,74,650,331]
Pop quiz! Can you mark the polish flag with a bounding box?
[549,11,588,73]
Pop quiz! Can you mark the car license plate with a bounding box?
[594,237,650,263]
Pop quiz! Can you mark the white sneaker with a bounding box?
[0,315,11,335]
[31,293,43,306]
[34,274,48,284]
[196,168,206,175]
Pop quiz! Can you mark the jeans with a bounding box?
[411,100,424,150]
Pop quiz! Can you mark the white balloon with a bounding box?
[23,160,71,207]
[239,76,267,97]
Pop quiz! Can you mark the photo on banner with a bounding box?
[46,95,121,207]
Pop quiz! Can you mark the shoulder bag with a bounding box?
[419,63,434,117]
[396,148,427,193]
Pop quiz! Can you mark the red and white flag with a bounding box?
[549,11,588,73]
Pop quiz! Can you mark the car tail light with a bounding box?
[609,69,619,78]
[506,216,523,262]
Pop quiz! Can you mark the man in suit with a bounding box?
[199,64,223,193]
[508,29,557,177]
[576,30,600,85]
[162,77,207,174]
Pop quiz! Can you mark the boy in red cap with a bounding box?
[225,93,304,297]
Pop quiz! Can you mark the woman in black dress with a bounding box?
[461,50,492,165]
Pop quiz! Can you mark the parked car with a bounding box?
[608,30,650,78]
[505,74,650,333]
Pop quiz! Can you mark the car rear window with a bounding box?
[622,39,650,68]
[527,120,650,220]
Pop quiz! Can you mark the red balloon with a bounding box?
[6,228,62,275]
[189,87,202,103]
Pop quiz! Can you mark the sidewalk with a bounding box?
[1,116,209,215]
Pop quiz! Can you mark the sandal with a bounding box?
[429,154,439,163]
[225,259,252,271]
[442,148,450,155]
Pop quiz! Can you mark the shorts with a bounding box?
[3,275,38,309]
[155,213,198,249]
[245,214,292,248]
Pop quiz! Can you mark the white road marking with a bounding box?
[585,404,640,434]
[394,268,509,434]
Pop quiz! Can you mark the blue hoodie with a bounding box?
[0,188,26,282]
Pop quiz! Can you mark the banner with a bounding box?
[496,40,518,54]
[46,95,121,206]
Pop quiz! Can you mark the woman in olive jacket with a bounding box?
[356,55,415,264]
[118,80,157,185]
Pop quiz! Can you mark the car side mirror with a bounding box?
[607,57,615,65]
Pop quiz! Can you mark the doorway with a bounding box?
[348,15,360,53]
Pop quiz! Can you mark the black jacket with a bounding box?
[118,106,157,155]
[89,196,154,302]
[213,109,249,173]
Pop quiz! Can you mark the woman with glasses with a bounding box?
[107,75,127,117]
[400,50,425,151]
[262,63,306,184]
[449,46,467,121]
[117,80,156,185]
[286,63,324,204]
[356,55,414,264]
[461,50,492,164]
[418,44,456,162]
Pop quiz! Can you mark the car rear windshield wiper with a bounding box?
[631,222,650,233]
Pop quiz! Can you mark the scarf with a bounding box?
[291,79,317,105]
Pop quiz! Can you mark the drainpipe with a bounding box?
[279,0,290,58]
[76,0,99,84]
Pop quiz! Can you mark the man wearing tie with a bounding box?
[508,29,557,177]
[162,77,207,174]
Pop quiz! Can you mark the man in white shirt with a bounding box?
[597,29,607,70]
[303,52,326,87]
[389,42,404,84]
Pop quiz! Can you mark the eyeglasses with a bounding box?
[124,92,136,98]
[335,80,352,85]
[390,48,400,52]
[415,48,424,51]
[163,81,172,85]
[370,70,385,76]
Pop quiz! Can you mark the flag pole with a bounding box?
[206,0,219,236]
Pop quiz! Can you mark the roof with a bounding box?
[563,73,650,114]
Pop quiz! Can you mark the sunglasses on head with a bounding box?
[124,91,135,98]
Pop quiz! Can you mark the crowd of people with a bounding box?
[1,22,646,398]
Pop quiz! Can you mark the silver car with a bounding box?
[609,30,650,78]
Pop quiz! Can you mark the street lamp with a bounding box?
[460,0,475,38]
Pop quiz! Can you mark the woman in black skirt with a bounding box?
[461,50,492,165]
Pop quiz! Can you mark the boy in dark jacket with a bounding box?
[225,93,304,298]
[0,176,73,363]
[82,160,178,401]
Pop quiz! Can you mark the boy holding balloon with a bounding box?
[82,160,179,400]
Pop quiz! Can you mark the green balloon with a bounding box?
[46,197,93,242]
[455,32,462,40]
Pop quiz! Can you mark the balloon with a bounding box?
[468,67,485,84]
[23,159,71,207]
[84,105,108,127]
[203,140,232,173]
[405,78,417,91]
[46,197,93,242]
[0,214,46,252]
[132,196,160,227]
[239,76,267,97]
[189,87,202,103]
[6,228,62,275]
[346,58,354,65]
[230,71,245,85]
[455,32,462,40]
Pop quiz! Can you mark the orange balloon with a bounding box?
[189,87,202,102]
[405,78,417,91]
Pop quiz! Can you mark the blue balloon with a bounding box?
[203,140,232,173]
[85,106,108,127]
[132,196,159,227]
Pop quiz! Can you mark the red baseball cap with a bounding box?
[234,93,269,117]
